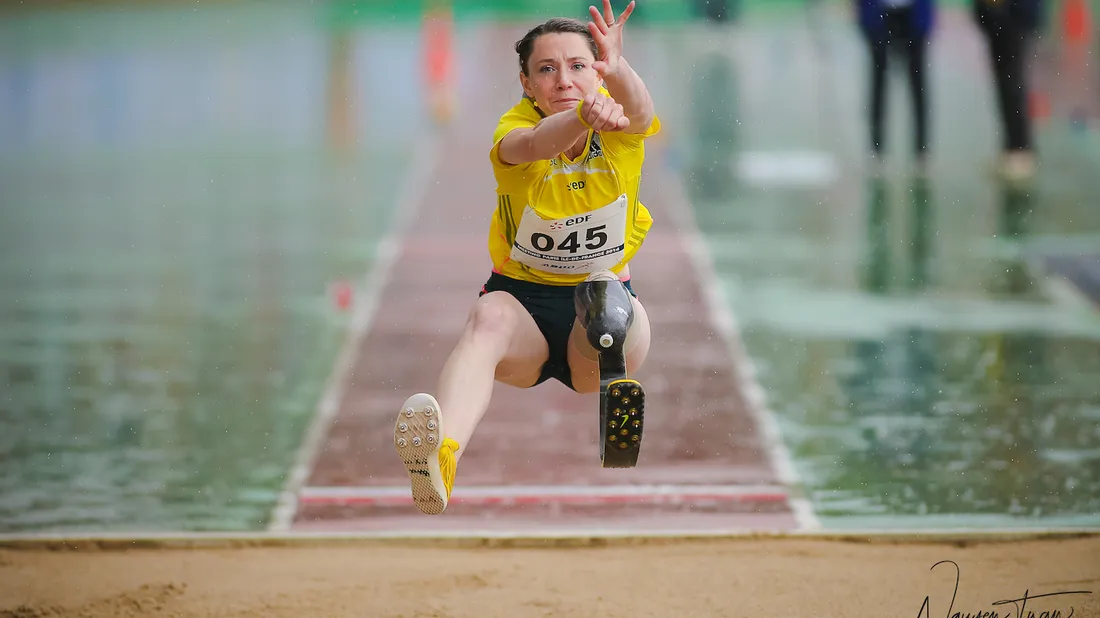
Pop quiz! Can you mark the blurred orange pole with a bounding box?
[326,30,357,155]
[1063,0,1092,43]
[1058,0,1093,129]
[423,0,455,125]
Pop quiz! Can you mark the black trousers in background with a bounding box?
[980,23,1033,152]
[867,8,929,156]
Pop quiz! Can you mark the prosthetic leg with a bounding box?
[574,272,646,468]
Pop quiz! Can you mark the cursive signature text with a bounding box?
[917,560,1092,618]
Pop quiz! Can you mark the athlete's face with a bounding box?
[521,32,601,115]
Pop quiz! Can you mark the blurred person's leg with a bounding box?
[988,30,1015,151]
[985,21,1036,178]
[1001,30,1032,152]
[905,33,930,160]
[868,36,889,157]
[882,6,929,162]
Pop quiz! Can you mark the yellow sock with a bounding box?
[439,438,460,501]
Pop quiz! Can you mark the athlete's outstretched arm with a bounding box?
[497,93,630,165]
[588,0,655,133]
[497,111,589,166]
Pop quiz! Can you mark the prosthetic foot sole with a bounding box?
[600,378,646,468]
[394,393,449,515]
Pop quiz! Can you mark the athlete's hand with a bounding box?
[588,0,635,78]
[579,91,630,132]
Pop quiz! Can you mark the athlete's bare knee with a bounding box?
[466,292,518,343]
[625,297,650,353]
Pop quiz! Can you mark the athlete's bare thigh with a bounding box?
[565,296,652,394]
[476,291,550,388]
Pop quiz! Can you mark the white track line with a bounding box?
[662,163,822,531]
[267,137,442,532]
[298,484,789,506]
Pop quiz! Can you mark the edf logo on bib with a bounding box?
[550,214,592,231]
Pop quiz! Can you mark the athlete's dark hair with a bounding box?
[514,18,599,76]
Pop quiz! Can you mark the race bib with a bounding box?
[510,194,628,274]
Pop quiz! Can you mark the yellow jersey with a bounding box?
[487,95,661,286]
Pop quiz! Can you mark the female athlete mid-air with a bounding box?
[394,0,660,515]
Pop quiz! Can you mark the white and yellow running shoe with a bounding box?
[394,393,458,515]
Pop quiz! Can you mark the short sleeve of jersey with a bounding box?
[489,99,542,172]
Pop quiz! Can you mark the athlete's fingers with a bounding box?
[579,92,597,125]
[584,92,616,123]
[606,104,630,131]
[592,97,617,130]
[601,102,624,129]
[602,0,616,26]
[618,1,636,25]
[583,97,605,127]
[587,20,608,47]
[593,91,618,108]
[589,4,610,34]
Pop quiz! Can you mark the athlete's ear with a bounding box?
[520,71,534,99]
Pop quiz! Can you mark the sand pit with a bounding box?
[1,534,1098,617]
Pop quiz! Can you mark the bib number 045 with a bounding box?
[529,225,607,254]
[509,194,628,274]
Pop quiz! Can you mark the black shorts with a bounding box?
[480,272,637,392]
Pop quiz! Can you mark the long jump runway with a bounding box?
[274,26,809,537]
